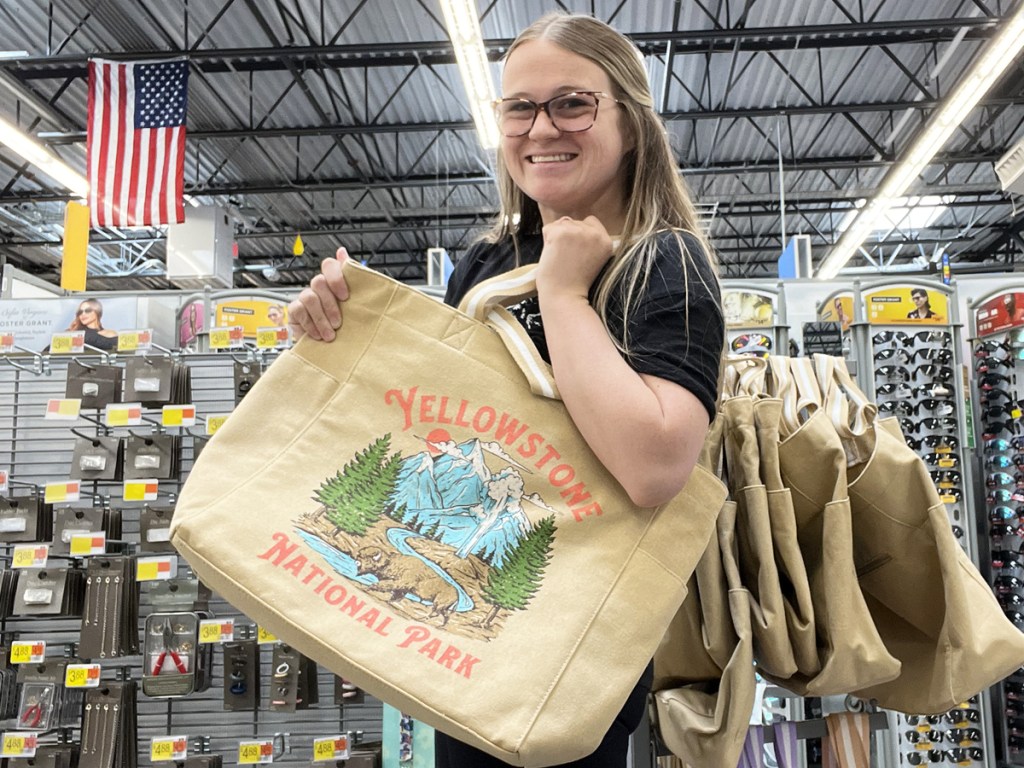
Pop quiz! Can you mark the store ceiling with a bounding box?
[0,0,1023,292]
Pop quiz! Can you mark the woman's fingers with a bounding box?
[287,247,351,341]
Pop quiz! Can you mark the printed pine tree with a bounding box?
[314,435,403,536]
[482,515,556,626]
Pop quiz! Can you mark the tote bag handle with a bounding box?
[457,265,561,400]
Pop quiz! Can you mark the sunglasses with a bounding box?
[993,547,1024,564]
[976,356,1014,373]
[913,364,954,382]
[945,747,984,762]
[985,438,1013,452]
[996,575,1024,592]
[946,708,980,725]
[905,714,944,726]
[909,330,952,345]
[908,434,959,450]
[903,729,942,744]
[904,750,943,765]
[924,452,959,467]
[989,455,1015,469]
[984,403,1020,418]
[876,382,912,397]
[930,470,961,485]
[982,372,1014,387]
[915,417,958,432]
[945,729,981,745]
[939,488,963,502]
[977,339,1011,355]
[873,347,910,362]
[1002,592,1024,608]
[981,387,1013,404]
[872,331,908,345]
[990,489,1024,504]
[875,365,909,381]
[992,523,1024,539]
[989,471,1017,487]
[878,400,914,416]
[916,399,956,416]
[909,348,953,364]
[984,420,1019,439]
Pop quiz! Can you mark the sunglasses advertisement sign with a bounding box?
[722,289,774,329]
[975,291,1024,337]
[0,297,139,353]
[865,285,948,325]
[818,292,854,332]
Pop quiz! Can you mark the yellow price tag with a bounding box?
[150,737,187,762]
[2,734,36,757]
[238,742,273,765]
[1014,408,1023,420]
[9,642,44,664]
[65,664,101,688]
[11,545,47,569]
[256,329,279,349]
[257,626,278,644]
[48,332,83,355]
[199,619,234,644]
[938,458,956,468]
[206,414,230,435]
[118,331,140,352]
[312,737,349,763]
[210,327,244,349]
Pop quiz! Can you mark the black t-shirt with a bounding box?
[443,231,724,420]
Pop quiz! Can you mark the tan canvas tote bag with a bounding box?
[813,355,1024,712]
[720,386,798,679]
[171,262,727,767]
[722,359,818,678]
[770,356,900,695]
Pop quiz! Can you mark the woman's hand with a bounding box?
[536,215,615,301]
[288,247,351,341]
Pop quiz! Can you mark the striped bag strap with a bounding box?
[771,721,801,768]
[824,713,872,768]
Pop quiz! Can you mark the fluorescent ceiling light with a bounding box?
[836,195,955,235]
[438,0,500,150]
[817,3,1024,279]
[0,114,89,198]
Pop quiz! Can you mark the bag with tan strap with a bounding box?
[170,262,727,767]
[811,353,1024,712]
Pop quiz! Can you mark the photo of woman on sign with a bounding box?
[66,298,118,351]
[907,288,941,321]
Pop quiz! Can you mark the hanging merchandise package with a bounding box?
[171,262,727,767]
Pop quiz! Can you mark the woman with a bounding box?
[907,288,939,320]
[68,298,118,351]
[288,12,724,767]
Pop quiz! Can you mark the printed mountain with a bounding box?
[390,438,533,567]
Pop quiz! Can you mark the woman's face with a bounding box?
[912,292,927,308]
[267,307,284,325]
[76,303,99,328]
[500,39,632,231]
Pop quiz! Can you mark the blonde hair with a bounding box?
[487,12,721,355]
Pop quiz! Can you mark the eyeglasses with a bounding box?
[494,91,622,137]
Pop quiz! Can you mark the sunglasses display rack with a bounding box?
[842,280,996,768]
[968,287,1024,767]
[721,281,790,359]
[0,351,386,768]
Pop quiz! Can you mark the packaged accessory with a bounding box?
[223,641,259,711]
[79,557,138,659]
[171,262,727,766]
[0,495,52,544]
[69,434,123,481]
[13,567,84,617]
[139,505,176,553]
[65,360,123,410]
[123,433,180,480]
[233,360,262,404]
[78,681,137,768]
[142,611,210,698]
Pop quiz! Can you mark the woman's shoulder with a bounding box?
[642,229,720,301]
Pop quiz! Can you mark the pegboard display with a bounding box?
[0,351,384,767]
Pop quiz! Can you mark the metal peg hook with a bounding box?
[128,429,156,444]
[70,428,102,446]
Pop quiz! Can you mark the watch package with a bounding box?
[65,361,123,410]
[139,505,176,553]
[123,434,181,480]
[69,435,123,481]
[222,640,259,711]
[0,495,52,543]
[233,360,262,404]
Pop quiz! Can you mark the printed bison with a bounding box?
[355,544,460,626]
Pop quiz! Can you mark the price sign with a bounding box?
[11,545,48,569]
[105,403,144,427]
[69,532,106,556]
[45,399,81,420]
[199,618,235,644]
[150,736,188,762]
[0,470,7,493]
[0,333,14,354]
[1,733,38,758]
[1013,407,1023,420]
[9,641,45,664]
[162,405,197,427]
[123,479,159,502]
[48,331,84,355]
[136,556,177,581]
[238,741,274,764]
[256,626,278,644]
[206,414,230,435]
[312,736,350,762]
[256,327,290,349]
[210,326,245,350]
[117,329,153,353]
[45,481,81,504]
[65,663,101,688]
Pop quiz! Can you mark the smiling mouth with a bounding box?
[528,153,576,164]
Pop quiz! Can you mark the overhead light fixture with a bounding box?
[438,0,500,150]
[0,114,89,198]
[816,3,1024,279]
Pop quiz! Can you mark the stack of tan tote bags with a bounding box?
[653,354,1024,768]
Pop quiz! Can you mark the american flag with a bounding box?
[87,58,189,227]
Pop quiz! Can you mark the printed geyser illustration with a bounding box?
[296,430,558,640]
